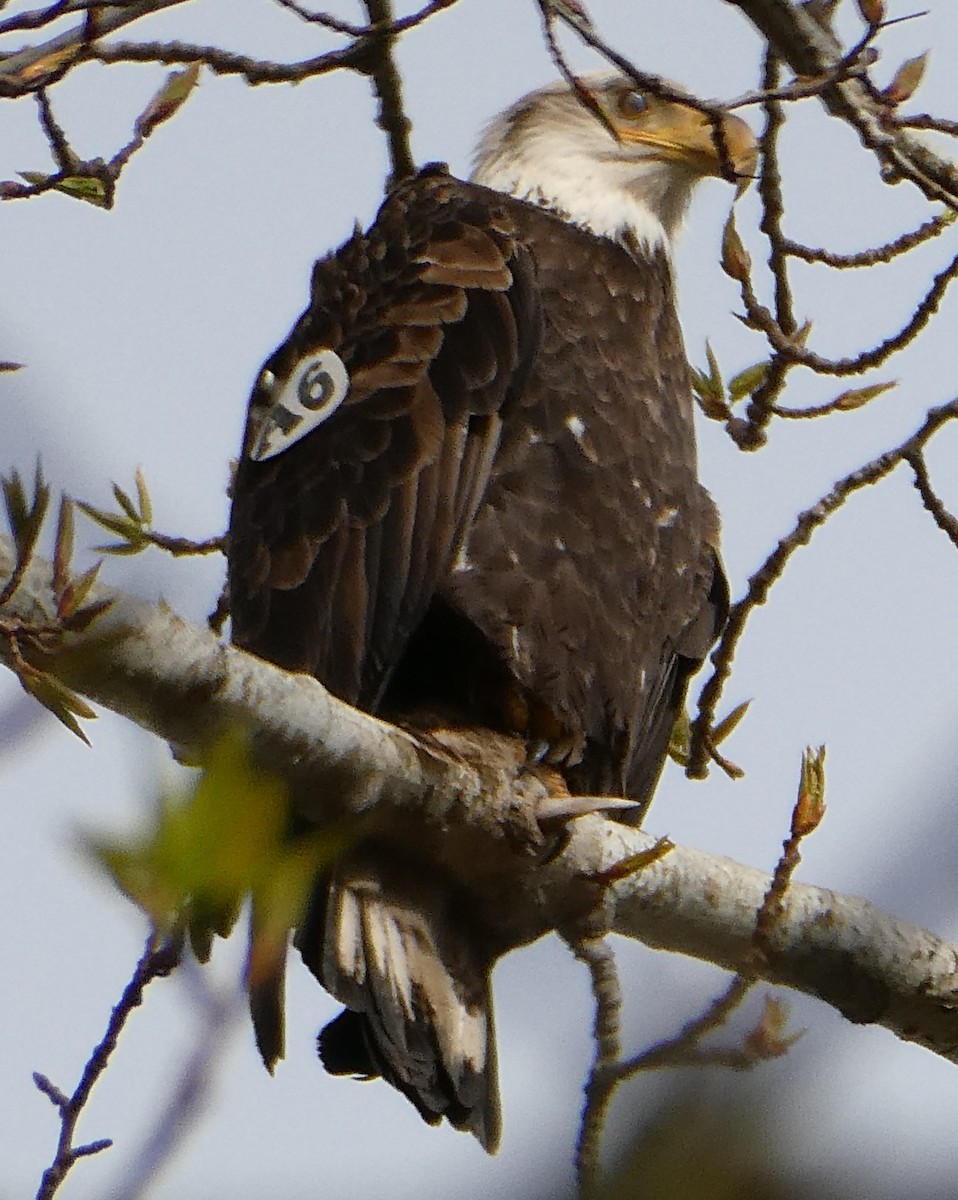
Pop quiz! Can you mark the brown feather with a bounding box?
[227,164,726,1149]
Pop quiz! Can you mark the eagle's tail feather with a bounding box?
[307,857,501,1153]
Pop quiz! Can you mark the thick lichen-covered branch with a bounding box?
[3,535,958,1071]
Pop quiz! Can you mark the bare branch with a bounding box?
[740,49,796,443]
[269,0,461,39]
[727,0,958,209]
[732,229,958,377]
[35,88,75,170]
[105,959,239,1200]
[360,0,415,187]
[0,0,188,96]
[905,450,958,551]
[572,748,822,1194]
[3,537,958,1071]
[690,398,958,777]
[899,112,958,138]
[34,931,178,1199]
[780,209,955,267]
[0,0,160,38]
[88,37,370,84]
[570,935,622,1198]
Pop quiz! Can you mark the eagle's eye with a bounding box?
[617,89,648,119]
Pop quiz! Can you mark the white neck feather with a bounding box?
[470,83,699,251]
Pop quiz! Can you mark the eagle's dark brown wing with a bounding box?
[229,169,540,714]
[227,170,542,1151]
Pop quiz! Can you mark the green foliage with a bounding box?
[89,729,342,970]
[1,461,50,591]
[77,469,223,557]
[18,171,111,208]
[77,468,155,555]
[0,471,108,742]
[18,669,98,745]
[670,701,749,769]
[13,64,202,209]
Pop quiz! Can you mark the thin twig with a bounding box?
[899,113,958,138]
[0,0,189,96]
[360,0,415,187]
[781,210,955,268]
[34,931,179,1199]
[89,38,370,84]
[570,935,622,1200]
[689,398,958,778]
[573,747,822,1195]
[904,450,958,551]
[269,0,459,38]
[106,958,241,1200]
[35,88,76,169]
[144,531,224,556]
[734,241,958,377]
[729,0,958,209]
[739,49,794,445]
[0,0,144,38]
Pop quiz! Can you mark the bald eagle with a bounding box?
[227,74,756,1152]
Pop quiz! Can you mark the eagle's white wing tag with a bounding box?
[249,349,350,462]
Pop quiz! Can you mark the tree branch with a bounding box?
[3,534,958,1067]
[727,0,958,209]
[360,0,416,187]
[0,0,188,95]
[689,397,958,776]
[34,931,178,1199]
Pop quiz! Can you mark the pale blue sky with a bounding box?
[3,2,958,1197]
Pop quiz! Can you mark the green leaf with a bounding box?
[134,467,153,526]
[831,380,897,411]
[21,670,96,744]
[668,709,691,766]
[2,463,50,563]
[93,540,145,556]
[884,52,928,106]
[135,63,202,140]
[20,171,111,208]
[794,745,827,836]
[112,483,141,523]
[712,700,750,746]
[721,213,751,282]
[704,341,724,394]
[57,560,104,619]
[77,499,140,539]
[53,496,75,610]
[728,362,769,402]
[61,596,113,633]
[87,729,344,952]
[691,342,731,421]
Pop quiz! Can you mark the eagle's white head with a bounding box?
[471,72,757,248]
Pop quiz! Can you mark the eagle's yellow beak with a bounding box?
[611,91,758,187]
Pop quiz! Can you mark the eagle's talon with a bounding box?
[525,739,551,765]
[544,732,587,768]
[535,794,640,826]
